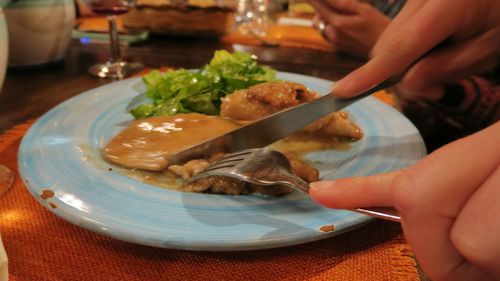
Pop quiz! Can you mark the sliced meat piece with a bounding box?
[220,89,274,121]
[246,81,319,110]
[221,82,361,139]
[220,81,319,121]
[183,176,250,195]
[178,152,318,196]
[303,111,363,140]
[249,158,317,195]
[290,159,320,182]
[168,159,210,180]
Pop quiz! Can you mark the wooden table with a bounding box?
[0,36,365,132]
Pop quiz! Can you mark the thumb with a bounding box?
[325,0,363,14]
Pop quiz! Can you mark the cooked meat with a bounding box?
[168,159,210,180]
[208,152,226,163]
[220,89,275,121]
[220,81,318,121]
[182,176,251,195]
[246,81,318,109]
[104,81,362,196]
[303,111,363,140]
[221,81,362,140]
[290,159,319,182]
[177,153,318,195]
[171,82,362,195]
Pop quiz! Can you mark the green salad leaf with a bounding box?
[130,50,277,119]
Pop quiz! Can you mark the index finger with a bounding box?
[333,0,464,97]
[307,0,362,16]
[310,122,500,279]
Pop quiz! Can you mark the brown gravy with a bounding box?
[100,113,354,192]
[114,135,351,190]
[103,113,240,171]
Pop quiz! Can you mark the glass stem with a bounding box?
[108,15,121,62]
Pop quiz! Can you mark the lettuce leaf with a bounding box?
[130,50,276,119]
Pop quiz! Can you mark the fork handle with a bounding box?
[354,207,400,222]
[278,174,401,222]
[276,173,311,194]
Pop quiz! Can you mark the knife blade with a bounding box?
[169,79,393,164]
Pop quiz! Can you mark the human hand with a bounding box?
[309,121,500,281]
[308,0,390,58]
[333,0,500,98]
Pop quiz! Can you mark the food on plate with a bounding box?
[167,150,320,195]
[220,81,317,120]
[103,51,362,195]
[104,82,362,195]
[221,81,362,140]
[130,50,276,119]
[103,113,239,171]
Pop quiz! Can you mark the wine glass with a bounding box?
[85,0,143,79]
[0,6,14,197]
[234,0,272,37]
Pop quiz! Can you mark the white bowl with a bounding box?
[4,0,75,67]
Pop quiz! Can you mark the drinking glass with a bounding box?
[0,6,13,197]
[85,0,143,79]
[234,0,271,37]
[0,166,13,197]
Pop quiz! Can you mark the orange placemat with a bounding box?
[0,120,418,281]
[221,25,334,52]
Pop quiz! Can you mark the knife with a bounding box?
[169,79,394,164]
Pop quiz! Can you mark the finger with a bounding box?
[394,83,444,102]
[374,0,427,50]
[307,0,362,24]
[398,122,500,217]
[310,122,500,211]
[324,0,362,14]
[334,0,465,97]
[375,0,466,70]
[309,171,401,209]
[331,0,427,96]
[400,27,500,92]
[451,165,500,279]
[311,14,325,29]
[310,122,500,280]
[307,0,337,22]
[320,24,339,43]
[396,122,500,280]
[320,23,360,48]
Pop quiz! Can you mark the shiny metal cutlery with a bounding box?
[169,79,395,164]
[190,148,401,222]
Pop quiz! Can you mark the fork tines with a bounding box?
[200,149,257,173]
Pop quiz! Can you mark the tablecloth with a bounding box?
[0,119,420,280]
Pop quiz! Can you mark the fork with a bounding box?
[189,148,401,222]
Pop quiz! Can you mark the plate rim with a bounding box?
[18,72,426,251]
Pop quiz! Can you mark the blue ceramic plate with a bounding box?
[18,72,426,251]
